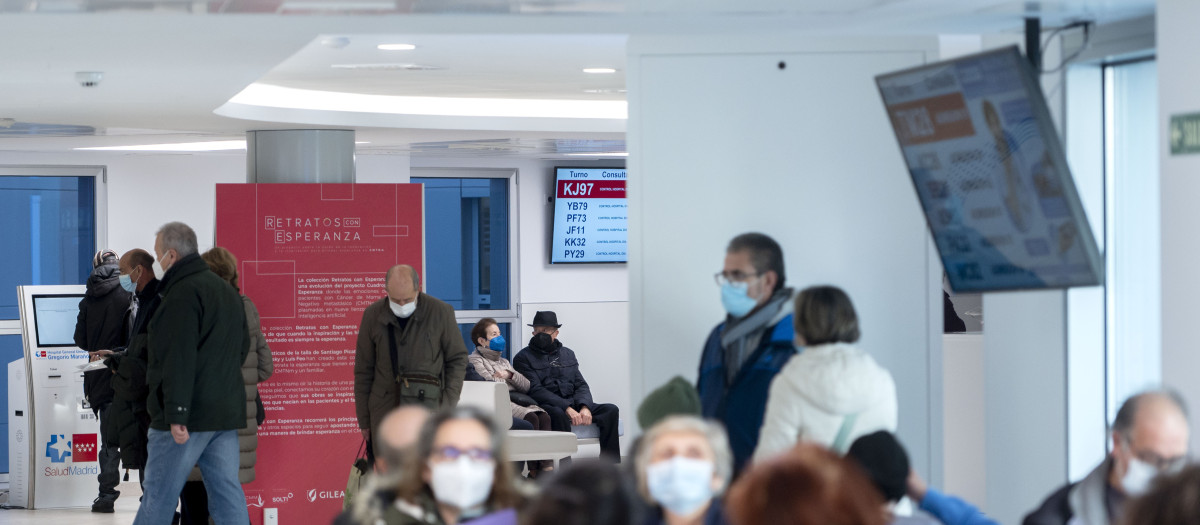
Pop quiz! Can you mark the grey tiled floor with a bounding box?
[1,480,143,524]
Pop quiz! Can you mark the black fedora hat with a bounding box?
[528,311,562,328]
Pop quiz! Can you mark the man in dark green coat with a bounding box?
[132,222,250,525]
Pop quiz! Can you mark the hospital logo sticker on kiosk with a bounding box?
[72,433,98,462]
[45,434,72,463]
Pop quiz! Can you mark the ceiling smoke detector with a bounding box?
[75,71,103,88]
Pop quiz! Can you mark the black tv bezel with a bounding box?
[548,165,628,265]
[31,293,86,348]
[875,45,1104,293]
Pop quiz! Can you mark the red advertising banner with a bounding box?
[215,183,424,525]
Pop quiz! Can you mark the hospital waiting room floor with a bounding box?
[2,480,143,524]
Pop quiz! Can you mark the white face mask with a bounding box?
[429,456,494,510]
[1121,456,1158,496]
[390,298,417,318]
[646,457,716,516]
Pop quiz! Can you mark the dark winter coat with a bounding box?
[512,341,595,411]
[354,293,469,434]
[697,313,797,474]
[74,263,131,411]
[108,277,160,469]
[146,253,250,432]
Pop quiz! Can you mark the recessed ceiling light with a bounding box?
[76,140,247,152]
[564,152,628,157]
[583,68,618,74]
[377,44,417,51]
[332,63,442,71]
[226,83,628,120]
[321,37,350,49]
[583,88,627,94]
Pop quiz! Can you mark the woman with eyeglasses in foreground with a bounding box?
[352,406,525,525]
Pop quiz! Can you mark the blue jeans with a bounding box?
[133,429,247,525]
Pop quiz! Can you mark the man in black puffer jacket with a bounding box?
[105,249,161,490]
[513,311,621,462]
[73,249,132,513]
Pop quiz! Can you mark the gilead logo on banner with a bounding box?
[216,183,424,525]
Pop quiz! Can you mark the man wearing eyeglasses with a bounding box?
[1023,389,1190,525]
[697,232,797,474]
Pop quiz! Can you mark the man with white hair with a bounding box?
[133,222,250,525]
[1023,389,1191,525]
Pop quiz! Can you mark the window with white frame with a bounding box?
[411,169,518,359]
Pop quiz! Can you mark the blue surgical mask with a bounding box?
[647,457,716,516]
[488,335,506,352]
[721,281,758,318]
[119,273,136,293]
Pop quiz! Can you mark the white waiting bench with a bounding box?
[458,381,623,463]
[458,381,577,464]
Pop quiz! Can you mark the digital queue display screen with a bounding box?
[550,167,628,264]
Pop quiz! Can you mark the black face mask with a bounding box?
[530,332,555,354]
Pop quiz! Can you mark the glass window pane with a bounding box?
[412,177,510,311]
[0,333,24,473]
[1105,59,1160,423]
[0,176,96,319]
[458,322,513,361]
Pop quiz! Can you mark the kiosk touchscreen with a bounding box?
[11,284,100,509]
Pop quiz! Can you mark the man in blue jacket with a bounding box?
[698,233,796,474]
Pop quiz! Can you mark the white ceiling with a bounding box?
[0,0,1155,156]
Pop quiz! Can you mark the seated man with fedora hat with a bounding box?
[513,310,621,461]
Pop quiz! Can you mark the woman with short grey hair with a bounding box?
[752,285,898,462]
[635,416,733,525]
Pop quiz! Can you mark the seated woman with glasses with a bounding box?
[348,406,525,525]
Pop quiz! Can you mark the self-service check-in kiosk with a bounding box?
[8,284,102,509]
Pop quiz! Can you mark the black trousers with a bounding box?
[541,403,621,461]
[178,480,208,525]
[96,403,122,500]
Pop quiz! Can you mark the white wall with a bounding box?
[943,333,985,508]
[356,153,411,183]
[626,35,943,482]
[983,291,1068,523]
[1159,0,1200,455]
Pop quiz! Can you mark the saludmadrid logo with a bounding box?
[307,489,346,502]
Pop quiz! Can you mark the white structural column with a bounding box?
[983,290,1069,524]
[1159,0,1200,455]
[626,35,943,485]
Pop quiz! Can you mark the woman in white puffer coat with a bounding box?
[753,285,897,463]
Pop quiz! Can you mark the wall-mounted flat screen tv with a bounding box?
[550,167,627,264]
[876,45,1102,292]
[31,294,85,347]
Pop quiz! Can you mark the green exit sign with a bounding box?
[1170,112,1200,155]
